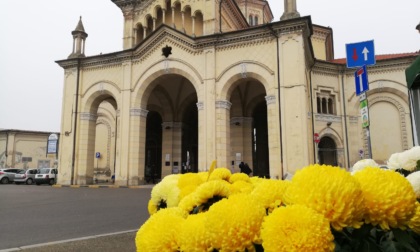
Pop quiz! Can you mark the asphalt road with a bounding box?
[0,184,152,251]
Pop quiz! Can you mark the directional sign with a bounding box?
[346,40,375,68]
[96,152,101,158]
[355,65,369,96]
[360,99,369,128]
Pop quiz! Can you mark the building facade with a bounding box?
[55,0,418,185]
[0,130,59,169]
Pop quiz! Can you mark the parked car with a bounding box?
[0,168,25,184]
[14,168,39,185]
[35,168,57,185]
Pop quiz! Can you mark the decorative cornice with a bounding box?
[215,100,232,110]
[130,108,149,117]
[315,114,342,123]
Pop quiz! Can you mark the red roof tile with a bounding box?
[329,52,420,64]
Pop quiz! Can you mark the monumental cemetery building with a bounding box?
[55,0,419,185]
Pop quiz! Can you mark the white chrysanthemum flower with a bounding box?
[351,159,378,174]
[387,152,401,171]
[406,171,420,198]
[400,146,420,172]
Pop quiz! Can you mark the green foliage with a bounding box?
[333,224,420,252]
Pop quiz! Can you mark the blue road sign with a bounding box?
[96,152,101,158]
[355,65,369,96]
[346,40,375,68]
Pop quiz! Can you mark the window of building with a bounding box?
[249,15,253,26]
[254,16,258,25]
[316,92,336,115]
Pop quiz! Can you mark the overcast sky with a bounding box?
[0,0,419,132]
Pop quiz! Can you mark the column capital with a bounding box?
[215,100,232,110]
[265,95,276,105]
[80,112,97,121]
[196,101,204,110]
[130,108,148,117]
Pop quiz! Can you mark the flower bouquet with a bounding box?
[136,153,420,251]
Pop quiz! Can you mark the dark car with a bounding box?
[0,168,25,184]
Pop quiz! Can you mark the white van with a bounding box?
[35,168,57,185]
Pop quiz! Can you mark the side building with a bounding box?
[0,130,59,169]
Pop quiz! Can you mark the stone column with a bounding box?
[215,100,232,168]
[76,112,97,185]
[128,108,148,185]
[162,9,166,24]
[192,16,196,37]
[265,95,283,179]
[181,11,185,33]
[172,7,176,28]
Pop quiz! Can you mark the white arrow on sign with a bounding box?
[362,47,369,61]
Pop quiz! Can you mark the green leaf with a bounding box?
[392,229,418,252]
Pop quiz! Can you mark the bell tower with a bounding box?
[68,17,88,59]
[280,0,300,20]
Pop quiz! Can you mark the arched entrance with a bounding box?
[93,99,117,183]
[318,136,337,166]
[181,102,198,173]
[229,78,269,176]
[252,102,269,177]
[86,96,118,185]
[144,111,162,183]
[143,73,198,179]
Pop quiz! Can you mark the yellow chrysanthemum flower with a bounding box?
[147,199,158,215]
[178,192,198,214]
[193,180,231,213]
[178,173,205,200]
[250,176,265,186]
[409,202,420,234]
[208,167,232,181]
[284,164,365,230]
[230,180,254,194]
[354,167,417,230]
[205,194,266,251]
[178,180,231,214]
[197,171,209,182]
[261,205,335,252]
[251,179,289,213]
[135,208,186,252]
[149,174,181,214]
[178,213,213,251]
[229,173,251,183]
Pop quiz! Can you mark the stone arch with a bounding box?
[319,127,344,149]
[348,80,408,103]
[217,61,274,100]
[149,85,175,121]
[132,59,202,108]
[96,118,112,169]
[82,81,120,114]
[368,95,409,151]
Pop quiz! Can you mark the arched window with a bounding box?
[249,15,253,26]
[254,16,258,25]
[318,136,337,166]
[316,91,336,115]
